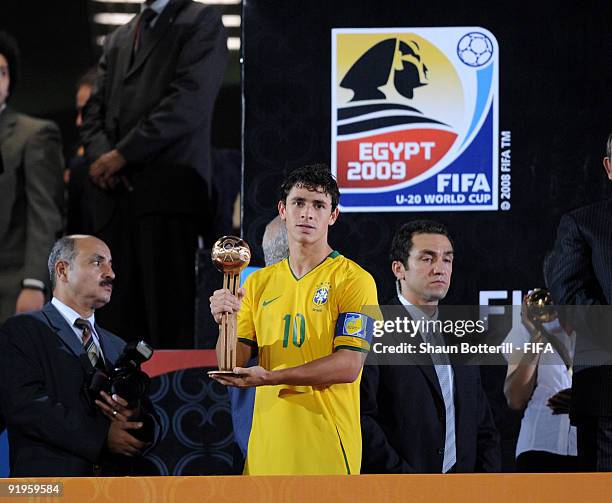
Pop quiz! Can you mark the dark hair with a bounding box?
[76,66,98,90]
[390,220,454,266]
[0,30,20,98]
[279,163,340,210]
[606,132,612,159]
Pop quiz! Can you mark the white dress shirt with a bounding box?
[504,320,577,457]
[51,297,105,362]
[143,0,170,27]
[396,292,454,391]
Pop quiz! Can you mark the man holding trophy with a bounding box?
[209,164,378,475]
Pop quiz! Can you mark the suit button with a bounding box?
[437,448,444,455]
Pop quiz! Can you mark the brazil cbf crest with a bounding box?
[312,282,330,308]
[331,27,499,212]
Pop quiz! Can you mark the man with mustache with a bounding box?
[0,235,157,476]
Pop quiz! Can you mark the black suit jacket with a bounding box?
[545,200,612,417]
[360,297,500,473]
[80,0,227,230]
[0,303,151,477]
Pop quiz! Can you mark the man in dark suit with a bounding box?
[361,220,500,473]
[545,133,612,471]
[0,235,157,477]
[0,30,64,324]
[81,0,228,348]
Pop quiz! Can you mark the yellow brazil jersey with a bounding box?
[237,251,378,475]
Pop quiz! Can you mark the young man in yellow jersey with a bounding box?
[209,164,378,475]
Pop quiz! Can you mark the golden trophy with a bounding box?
[524,288,557,324]
[524,288,572,369]
[208,236,251,376]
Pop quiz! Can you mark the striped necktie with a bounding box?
[75,318,99,368]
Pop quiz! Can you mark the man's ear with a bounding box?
[391,260,406,280]
[55,260,69,284]
[328,207,340,226]
[278,200,286,220]
[604,157,612,181]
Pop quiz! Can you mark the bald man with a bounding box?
[0,235,157,477]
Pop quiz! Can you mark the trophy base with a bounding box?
[207,370,241,378]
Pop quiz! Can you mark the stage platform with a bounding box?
[0,473,609,503]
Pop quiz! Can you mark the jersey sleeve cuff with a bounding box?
[238,337,258,348]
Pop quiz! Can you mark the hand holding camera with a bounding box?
[106,420,150,457]
[95,390,141,422]
[88,340,154,444]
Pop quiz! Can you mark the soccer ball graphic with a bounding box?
[457,32,494,67]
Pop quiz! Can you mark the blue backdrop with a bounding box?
[1,430,8,477]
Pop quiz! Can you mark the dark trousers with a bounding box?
[576,416,612,471]
[516,450,580,472]
[95,189,199,349]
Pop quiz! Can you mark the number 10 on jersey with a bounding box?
[282,313,306,348]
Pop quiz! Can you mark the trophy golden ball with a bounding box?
[211,236,251,273]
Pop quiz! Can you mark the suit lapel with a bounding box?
[387,295,445,400]
[116,18,138,83]
[42,303,87,360]
[126,0,186,78]
[43,303,123,375]
[96,324,122,367]
[418,355,444,401]
[451,363,467,419]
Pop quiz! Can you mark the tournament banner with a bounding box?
[331,27,499,212]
